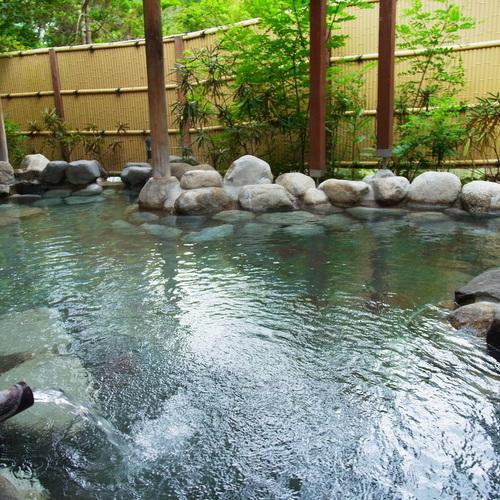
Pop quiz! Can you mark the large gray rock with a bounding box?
[455,269,500,306]
[448,301,500,336]
[407,171,461,207]
[67,160,106,185]
[318,179,369,207]
[138,177,183,211]
[224,155,273,200]
[238,184,296,212]
[180,170,223,189]
[275,172,315,198]
[371,176,410,206]
[121,163,153,189]
[171,162,214,181]
[461,180,500,216]
[20,154,50,172]
[174,187,233,215]
[0,161,14,183]
[39,161,68,185]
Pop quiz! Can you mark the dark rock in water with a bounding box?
[0,351,34,375]
[13,180,45,195]
[487,318,500,349]
[455,269,500,306]
[121,163,153,190]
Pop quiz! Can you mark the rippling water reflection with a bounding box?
[1,196,500,499]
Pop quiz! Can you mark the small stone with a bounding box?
[275,172,315,197]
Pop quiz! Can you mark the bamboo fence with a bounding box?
[1,0,499,173]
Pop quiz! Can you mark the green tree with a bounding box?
[174,0,372,171]
[0,0,143,51]
[393,0,476,174]
[161,0,251,35]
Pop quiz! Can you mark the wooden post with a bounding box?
[0,97,8,163]
[376,0,397,164]
[143,0,170,178]
[309,0,327,180]
[174,35,191,151]
[49,49,70,161]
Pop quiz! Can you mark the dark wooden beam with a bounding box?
[376,0,397,162]
[309,0,327,180]
[49,49,70,161]
[143,0,170,178]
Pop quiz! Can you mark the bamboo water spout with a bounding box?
[0,382,34,422]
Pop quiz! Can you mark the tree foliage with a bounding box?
[0,0,144,51]
[173,0,373,171]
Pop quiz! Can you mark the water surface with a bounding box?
[0,193,500,499]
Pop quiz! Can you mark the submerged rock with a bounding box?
[211,210,256,223]
[183,224,235,243]
[0,308,95,431]
[255,211,318,225]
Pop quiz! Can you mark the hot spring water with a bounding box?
[1,193,500,499]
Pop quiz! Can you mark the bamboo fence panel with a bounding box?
[1,3,499,172]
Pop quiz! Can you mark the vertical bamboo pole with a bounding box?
[49,49,70,161]
[309,0,327,180]
[143,0,170,178]
[174,35,191,151]
[0,97,8,163]
[376,0,397,164]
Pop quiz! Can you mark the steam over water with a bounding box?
[1,194,500,499]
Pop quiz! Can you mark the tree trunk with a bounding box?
[82,0,92,45]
